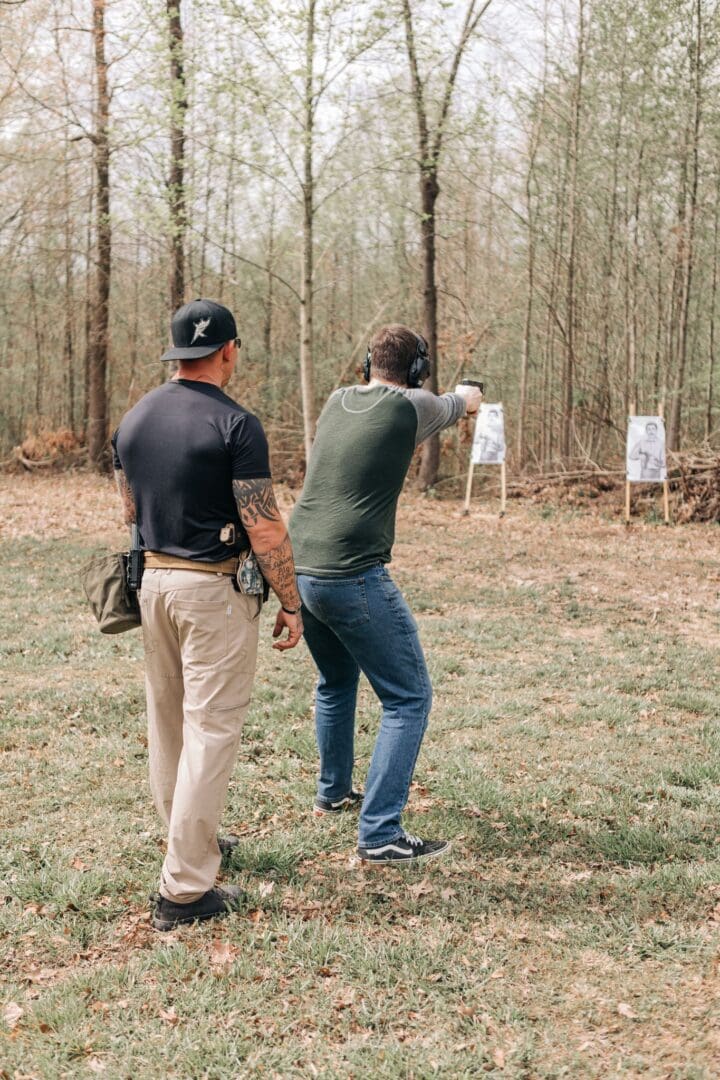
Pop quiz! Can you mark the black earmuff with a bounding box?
[408,335,431,388]
[363,346,372,383]
[364,334,431,387]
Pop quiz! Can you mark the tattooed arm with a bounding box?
[232,478,303,651]
[114,469,137,526]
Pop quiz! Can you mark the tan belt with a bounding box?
[144,551,240,575]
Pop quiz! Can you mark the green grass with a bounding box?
[2,495,720,1077]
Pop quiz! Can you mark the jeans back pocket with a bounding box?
[307,577,370,629]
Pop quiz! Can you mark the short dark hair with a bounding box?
[369,324,422,385]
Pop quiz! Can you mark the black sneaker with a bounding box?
[357,832,450,865]
[313,790,363,816]
[151,885,245,932]
[218,835,240,857]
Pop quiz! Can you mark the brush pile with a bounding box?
[671,449,720,523]
[5,429,86,472]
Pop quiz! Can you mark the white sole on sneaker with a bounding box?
[312,796,363,817]
[358,841,451,866]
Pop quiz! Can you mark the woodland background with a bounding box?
[1,0,719,487]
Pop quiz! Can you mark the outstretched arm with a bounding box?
[232,478,303,651]
[403,384,482,445]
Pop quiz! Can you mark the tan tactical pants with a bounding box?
[139,568,261,903]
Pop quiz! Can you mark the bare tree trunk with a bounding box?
[167,0,186,314]
[653,221,664,405]
[197,131,214,295]
[542,153,567,467]
[706,167,720,441]
[402,0,493,488]
[418,170,441,484]
[83,180,93,441]
[219,103,237,303]
[518,110,543,464]
[29,274,43,422]
[129,230,141,394]
[668,0,702,450]
[347,219,355,345]
[562,0,585,460]
[626,142,644,413]
[299,0,317,464]
[63,142,75,433]
[263,191,275,368]
[87,0,111,471]
[598,39,625,440]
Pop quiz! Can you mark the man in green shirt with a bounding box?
[289,325,481,863]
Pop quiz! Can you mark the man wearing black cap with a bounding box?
[112,299,303,931]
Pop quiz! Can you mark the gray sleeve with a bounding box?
[400,388,467,446]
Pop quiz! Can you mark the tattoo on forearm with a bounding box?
[114,469,136,525]
[232,478,281,528]
[255,534,301,610]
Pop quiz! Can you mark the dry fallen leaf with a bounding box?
[70,857,88,872]
[407,879,434,899]
[617,1002,637,1019]
[333,990,355,1011]
[3,1002,23,1030]
[24,902,51,918]
[87,1057,106,1073]
[209,939,239,968]
[257,881,275,898]
[159,1007,179,1026]
[493,1047,506,1068]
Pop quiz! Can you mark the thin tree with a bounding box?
[167,0,187,313]
[401,0,494,488]
[705,164,720,441]
[561,0,585,460]
[87,0,111,470]
[299,0,316,464]
[668,0,702,450]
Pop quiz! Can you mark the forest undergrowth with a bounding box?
[1,473,720,1078]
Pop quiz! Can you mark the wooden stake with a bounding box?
[463,406,479,515]
[658,400,671,525]
[500,459,507,516]
[625,399,637,525]
[462,456,475,516]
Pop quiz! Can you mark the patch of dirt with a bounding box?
[0,472,122,543]
[0,473,298,545]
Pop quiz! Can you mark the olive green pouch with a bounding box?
[81,551,141,634]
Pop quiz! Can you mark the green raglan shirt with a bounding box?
[289,384,466,576]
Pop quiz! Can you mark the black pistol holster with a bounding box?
[127,524,145,592]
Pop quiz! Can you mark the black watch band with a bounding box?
[282,605,301,615]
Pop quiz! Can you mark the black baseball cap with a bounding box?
[161,298,238,361]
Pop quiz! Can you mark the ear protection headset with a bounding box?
[363,333,431,388]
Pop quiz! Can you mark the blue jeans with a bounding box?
[297,565,432,847]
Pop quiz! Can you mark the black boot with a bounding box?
[151,885,245,931]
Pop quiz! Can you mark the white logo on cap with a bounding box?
[191,316,211,344]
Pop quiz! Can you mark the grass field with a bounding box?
[1,473,720,1078]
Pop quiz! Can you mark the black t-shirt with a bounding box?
[112,380,270,562]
